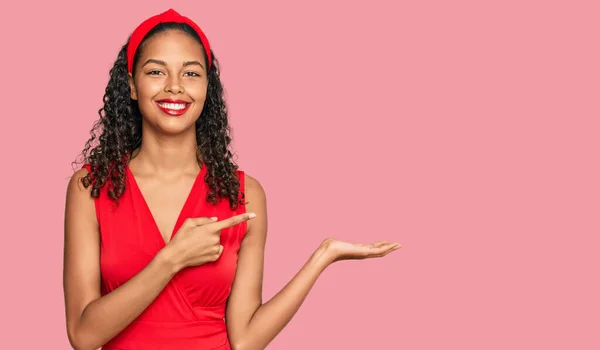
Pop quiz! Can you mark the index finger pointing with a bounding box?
[212,212,256,231]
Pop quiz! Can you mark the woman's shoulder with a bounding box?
[70,164,91,185]
[233,167,258,189]
[66,165,95,202]
[242,172,266,202]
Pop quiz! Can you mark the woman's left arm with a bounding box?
[225,174,400,350]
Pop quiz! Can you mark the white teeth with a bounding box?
[158,102,187,110]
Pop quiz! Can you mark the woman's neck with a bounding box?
[130,129,201,176]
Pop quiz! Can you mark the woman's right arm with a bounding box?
[63,168,179,350]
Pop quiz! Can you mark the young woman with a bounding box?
[63,9,401,350]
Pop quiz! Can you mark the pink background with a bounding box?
[1,0,599,349]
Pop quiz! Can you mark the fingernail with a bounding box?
[248,213,256,219]
[211,217,218,221]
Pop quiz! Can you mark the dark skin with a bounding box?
[63,29,401,350]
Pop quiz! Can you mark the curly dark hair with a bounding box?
[73,22,244,210]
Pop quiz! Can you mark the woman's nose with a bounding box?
[165,75,184,94]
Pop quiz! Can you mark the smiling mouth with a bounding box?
[156,101,191,116]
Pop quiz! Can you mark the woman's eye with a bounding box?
[184,72,200,77]
[147,70,164,75]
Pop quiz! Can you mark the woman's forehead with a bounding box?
[139,30,206,62]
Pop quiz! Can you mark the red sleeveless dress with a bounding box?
[82,163,246,350]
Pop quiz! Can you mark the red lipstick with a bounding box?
[156,99,191,116]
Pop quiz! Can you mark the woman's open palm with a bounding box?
[321,238,401,263]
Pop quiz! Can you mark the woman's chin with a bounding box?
[148,117,197,136]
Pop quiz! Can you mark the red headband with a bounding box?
[126,9,212,73]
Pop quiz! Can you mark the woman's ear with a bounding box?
[129,73,137,100]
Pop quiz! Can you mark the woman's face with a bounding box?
[129,30,208,135]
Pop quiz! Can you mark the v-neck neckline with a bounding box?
[125,163,206,247]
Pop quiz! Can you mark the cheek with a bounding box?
[136,79,163,99]
[186,83,208,102]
